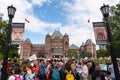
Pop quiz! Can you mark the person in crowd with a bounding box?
[58,61,63,71]
[8,65,23,80]
[81,60,89,80]
[22,66,27,80]
[46,60,53,80]
[57,61,64,80]
[33,60,40,80]
[71,62,79,80]
[6,58,12,79]
[76,60,83,73]
[63,59,79,80]
[108,63,115,80]
[23,63,37,80]
[50,64,61,80]
[109,61,120,80]
[89,61,96,75]
[59,61,65,80]
[39,59,46,80]
[76,60,83,80]
[12,59,20,73]
[92,64,106,80]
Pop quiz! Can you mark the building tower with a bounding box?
[63,33,69,56]
[45,33,51,56]
[20,38,32,59]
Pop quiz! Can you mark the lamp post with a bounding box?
[100,4,120,79]
[1,5,16,80]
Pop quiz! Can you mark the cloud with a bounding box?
[0,0,119,47]
[0,0,60,34]
[25,16,62,34]
[31,0,52,6]
[59,0,119,46]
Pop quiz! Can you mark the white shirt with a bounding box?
[108,64,115,78]
[81,65,88,78]
[76,64,82,74]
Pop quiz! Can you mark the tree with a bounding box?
[80,50,87,58]
[109,2,120,58]
[0,20,19,59]
[36,51,45,58]
[67,49,78,58]
[96,49,108,58]
[86,52,92,58]
[0,21,7,59]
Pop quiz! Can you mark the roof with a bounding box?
[32,44,45,47]
[51,30,63,39]
[46,33,50,37]
[64,33,68,37]
[69,44,79,49]
[85,39,95,46]
[24,38,31,44]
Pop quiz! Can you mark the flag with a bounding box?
[87,19,90,23]
[25,18,30,23]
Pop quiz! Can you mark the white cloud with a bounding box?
[0,0,119,47]
[0,0,60,34]
[59,0,119,46]
[25,16,61,33]
[32,0,52,6]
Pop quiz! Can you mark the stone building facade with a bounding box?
[79,39,96,59]
[45,30,69,57]
[20,31,96,59]
[20,30,69,59]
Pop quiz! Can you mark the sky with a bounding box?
[0,0,119,47]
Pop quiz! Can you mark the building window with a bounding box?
[65,42,67,44]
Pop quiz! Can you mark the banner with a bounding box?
[93,22,107,45]
[28,54,37,61]
[11,23,25,45]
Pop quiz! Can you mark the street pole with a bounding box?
[1,16,12,80]
[100,4,120,80]
[105,18,120,79]
[1,5,16,80]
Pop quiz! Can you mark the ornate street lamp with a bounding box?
[100,4,120,79]
[1,5,16,80]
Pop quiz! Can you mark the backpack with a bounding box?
[51,69,60,80]
[95,72,102,80]
[65,70,75,80]
[14,75,22,80]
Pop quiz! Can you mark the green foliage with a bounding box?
[0,20,19,59]
[36,51,45,58]
[67,49,78,58]
[96,49,109,58]
[80,50,87,58]
[109,2,120,58]
[86,52,92,58]
[9,45,19,58]
[0,21,8,57]
[22,59,29,67]
[0,54,4,59]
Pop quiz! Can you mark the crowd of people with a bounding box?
[0,58,119,80]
